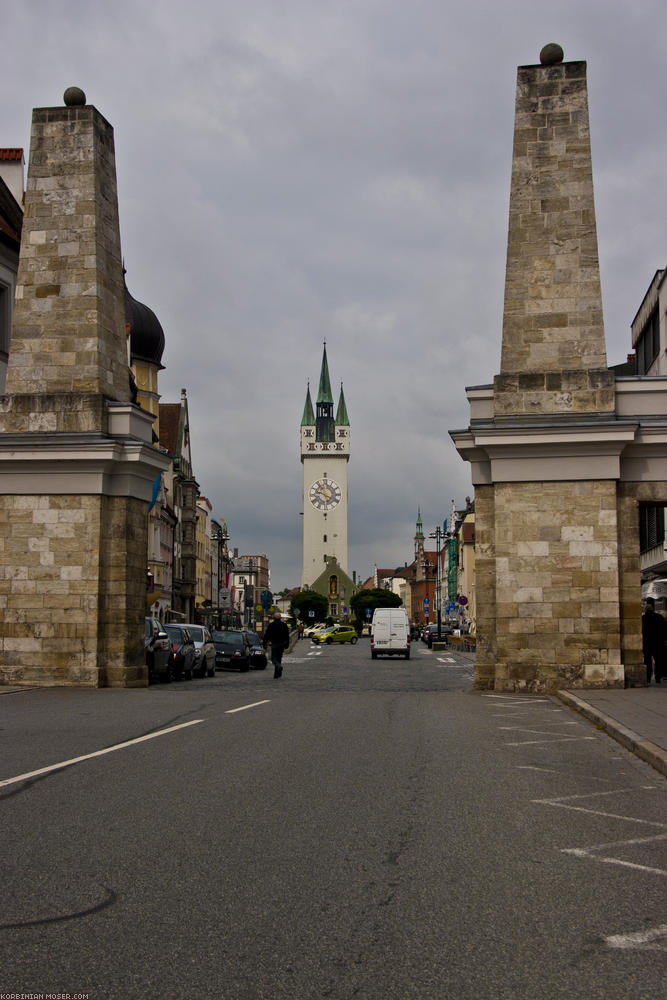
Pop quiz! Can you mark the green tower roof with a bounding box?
[301,383,315,426]
[335,382,349,426]
[317,342,334,405]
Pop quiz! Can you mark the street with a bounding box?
[1,638,666,999]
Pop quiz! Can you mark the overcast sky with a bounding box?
[5,1,667,591]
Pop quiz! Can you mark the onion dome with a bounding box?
[124,272,165,368]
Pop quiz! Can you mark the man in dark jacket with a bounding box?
[263,612,290,679]
[642,597,665,684]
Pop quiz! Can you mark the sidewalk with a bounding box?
[557,686,667,779]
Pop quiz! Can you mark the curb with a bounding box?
[556,690,667,779]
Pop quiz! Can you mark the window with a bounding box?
[640,504,665,553]
[637,307,660,375]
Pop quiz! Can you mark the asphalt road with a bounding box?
[1,637,665,999]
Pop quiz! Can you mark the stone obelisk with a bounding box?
[451,46,631,692]
[0,88,168,686]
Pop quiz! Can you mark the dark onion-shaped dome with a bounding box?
[124,275,165,368]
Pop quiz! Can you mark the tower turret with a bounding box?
[316,342,335,443]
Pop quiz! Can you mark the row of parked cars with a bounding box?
[145,618,267,683]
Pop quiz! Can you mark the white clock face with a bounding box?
[309,478,342,511]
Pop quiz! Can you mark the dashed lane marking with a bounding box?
[225,700,271,714]
[606,924,667,950]
[0,719,205,788]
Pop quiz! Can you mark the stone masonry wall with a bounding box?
[0,493,149,686]
[98,495,149,687]
[490,480,623,692]
[471,485,497,690]
[0,493,105,685]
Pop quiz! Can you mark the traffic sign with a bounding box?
[458,595,468,606]
[423,597,430,608]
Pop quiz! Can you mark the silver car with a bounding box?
[180,624,216,677]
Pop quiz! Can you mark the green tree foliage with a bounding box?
[350,588,402,631]
[291,590,328,623]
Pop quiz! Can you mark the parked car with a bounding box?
[145,617,173,682]
[304,622,328,638]
[243,629,268,670]
[421,623,454,647]
[312,624,358,645]
[181,623,216,677]
[212,629,250,671]
[164,624,196,680]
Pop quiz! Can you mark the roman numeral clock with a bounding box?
[300,345,350,588]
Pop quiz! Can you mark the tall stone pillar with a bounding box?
[450,46,636,692]
[0,89,169,687]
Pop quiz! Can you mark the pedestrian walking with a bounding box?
[263,611,290,679]
[642,597,665,684]
[298,621,305,640]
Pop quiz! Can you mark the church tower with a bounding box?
[301,344,350,588]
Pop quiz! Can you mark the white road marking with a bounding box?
[565,849,667,877]
[606,924,667,950]
[516,765,557,772]
[533,788,667,875]
[483,694,550,703]
[505,736,596,746]
[500,724,580,733]
[436,657,456,664]
[225,700,271,714]
[0,719,205,788]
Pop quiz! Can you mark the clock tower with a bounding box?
[301,344,350,588]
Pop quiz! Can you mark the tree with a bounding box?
[291,590,328,624]
[350,588,402,631]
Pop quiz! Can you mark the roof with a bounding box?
[0,175,22,246]
[301,384,315,426]
[462,521,475,543]
[158,403,180,456]
[125,275,165,368]
[0,149,24,161]
[336,383,349,425]
[316,343,333,404]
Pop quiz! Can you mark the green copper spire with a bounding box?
[317,342,334,404]
[301,382,315,426]
[335,382,349,426]
[416,507,424,538]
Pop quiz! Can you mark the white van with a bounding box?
[370,608,411,659]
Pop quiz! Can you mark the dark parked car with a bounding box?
[243,629,268,670]
[422,623,453,647]
[212,629,251,671]
[145,617,173,683]
[181,623,216,677]
[164,624,196,680]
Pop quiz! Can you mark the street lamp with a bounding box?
[429,525,444,639]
